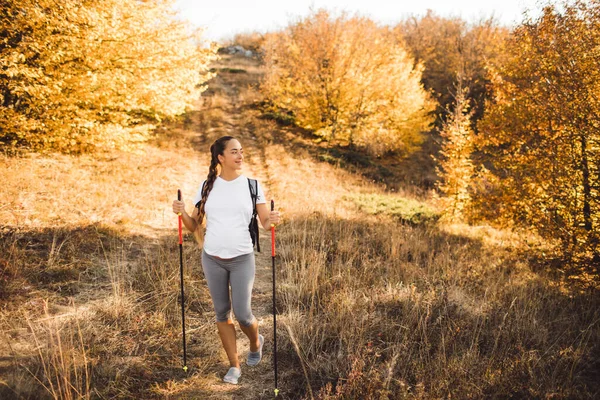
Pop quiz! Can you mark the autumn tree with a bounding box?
[397,11,508,129]
[261,9,434,155]
[475,1,600,260]
[0,0,217,153]
[434,84,475,222]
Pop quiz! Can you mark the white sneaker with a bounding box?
[246,334,264,366]
[223,367,241,384]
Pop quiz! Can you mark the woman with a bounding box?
[172,136,280,385]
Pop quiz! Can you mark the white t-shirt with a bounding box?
[192,175,266,258]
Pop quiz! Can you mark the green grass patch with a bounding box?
[346,193,439,225]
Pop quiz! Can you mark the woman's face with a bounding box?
[218,139,244,170]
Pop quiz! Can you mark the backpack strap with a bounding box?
[248,178,260,252]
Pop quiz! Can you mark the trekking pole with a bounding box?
[271,200,279,397]
[177,190,188,372]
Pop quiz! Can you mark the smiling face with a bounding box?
[217,139,243,171]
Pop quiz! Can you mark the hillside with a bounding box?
[1,53,598,400]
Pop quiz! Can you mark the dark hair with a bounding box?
[197,136,235,222]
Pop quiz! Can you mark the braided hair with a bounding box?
[196,136,235,222]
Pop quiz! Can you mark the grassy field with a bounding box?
[1,54,598,399]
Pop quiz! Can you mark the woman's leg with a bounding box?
[239,318,260,351]
[216,320,240,368]
[202,251,240,368]
[229,253,260,350]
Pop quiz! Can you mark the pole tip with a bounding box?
[274,388,279,396]
[183,365,188,372]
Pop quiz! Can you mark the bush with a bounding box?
[261,9,434,155]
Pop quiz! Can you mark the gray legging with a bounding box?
[201,250,256,326]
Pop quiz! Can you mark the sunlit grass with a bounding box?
[276,215,599,399]
[345,192,440,225]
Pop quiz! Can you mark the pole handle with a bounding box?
[270,200,275,257]
[177,189,183,245]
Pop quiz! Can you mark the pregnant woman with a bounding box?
[172,135,280,384]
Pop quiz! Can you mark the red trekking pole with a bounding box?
[177,190,188,372]
[271,200,279,396]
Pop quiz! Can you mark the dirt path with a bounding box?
[182,54,287,399]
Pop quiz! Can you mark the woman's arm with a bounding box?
[256,202,280,230]
[173,200,204,233]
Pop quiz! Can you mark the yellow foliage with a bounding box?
[261,9,434,155]
[476,1,600,260]
[435,85,475,222]
[0,0,218,153]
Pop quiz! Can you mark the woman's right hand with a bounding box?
[172,199,186,216]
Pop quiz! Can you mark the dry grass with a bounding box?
[276,216,599,399]
[0,123,219,398]
[0,52,598,400]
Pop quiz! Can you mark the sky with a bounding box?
[173,0,545,42]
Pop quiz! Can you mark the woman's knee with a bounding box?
[235,312,256,327]
[214,305,231,323]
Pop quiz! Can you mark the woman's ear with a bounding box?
[217,154,224,164]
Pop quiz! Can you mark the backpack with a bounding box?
[195,178,260,252]
[247,178,260,252]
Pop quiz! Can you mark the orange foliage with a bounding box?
[261,9,434,155]
[475,1,600,261]
[0,0,218,153]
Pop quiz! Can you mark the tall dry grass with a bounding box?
[274,215,599,399]
[0,215,223,398]
[26,302,91,400]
